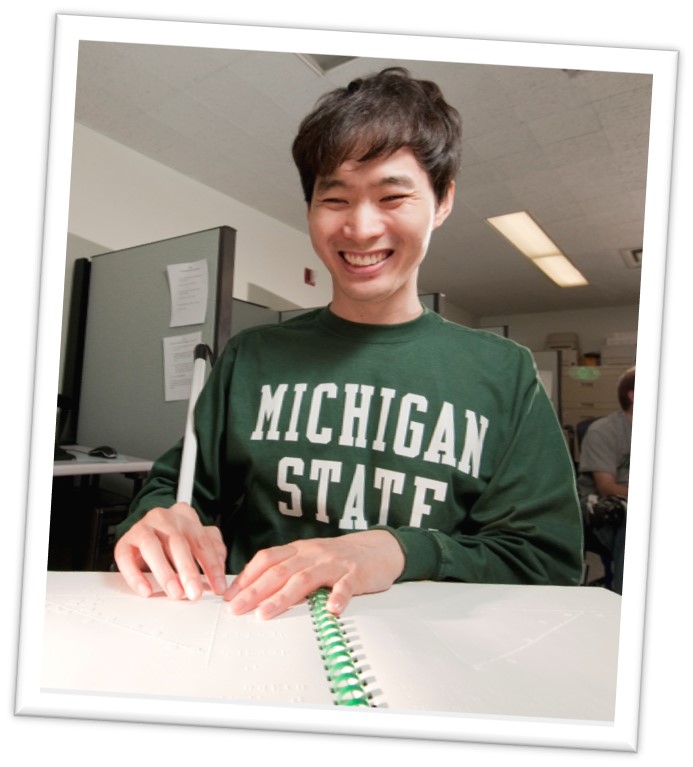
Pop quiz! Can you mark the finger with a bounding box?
[164,503,227,595]
[114,540,154,598]
[325,577,354,616]
[190,527,228,595]
[223,544,296,604]
[164,527,215,600]
[227,557,315,616]
[255,562,342,620]
[135,526,187,599]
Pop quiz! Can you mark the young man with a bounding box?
[114,68,583,618]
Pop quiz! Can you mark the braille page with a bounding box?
[342,582,620,721]
[42,572,333,706]
[41,574,620,719]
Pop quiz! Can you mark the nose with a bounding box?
[342,202,386,242]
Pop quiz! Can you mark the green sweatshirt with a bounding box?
[117,307,583,585]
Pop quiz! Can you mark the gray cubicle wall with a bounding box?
[77,227,235,461]
[229,299,278,336]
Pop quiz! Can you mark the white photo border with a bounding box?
[16,14,678,752]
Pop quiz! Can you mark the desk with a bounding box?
[53,445,153,480]
[42,572,620,724]
[51,447,153,569]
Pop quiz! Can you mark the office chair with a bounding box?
[565,417,600,471]
[576,417,600,452]
[582,520,614,589]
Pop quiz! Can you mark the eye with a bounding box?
[381,194,409,205]
[318,196,348,208]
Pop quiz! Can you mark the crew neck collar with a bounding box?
[317,304,439,343]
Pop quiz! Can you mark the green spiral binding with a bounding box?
[308,588,372,707]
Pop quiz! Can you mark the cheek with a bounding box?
[400,217,434,253]
[308,214,336,248]
[307,220,326,255]
[308,226,339,274]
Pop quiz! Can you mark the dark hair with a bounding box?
[292,67,462,204]
[617,367,635,411]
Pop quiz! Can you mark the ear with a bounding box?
[433,182,455,229]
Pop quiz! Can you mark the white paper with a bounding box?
[42,573,332,706]
[163,332,203,401]
[167,259,209,327]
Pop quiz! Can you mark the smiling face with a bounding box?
[307,148,454,325]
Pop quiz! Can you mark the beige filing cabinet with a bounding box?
[561,365,631,431]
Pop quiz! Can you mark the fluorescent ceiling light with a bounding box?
[486,211,560,258]
[486,211,588,287]
[531,255,589,288]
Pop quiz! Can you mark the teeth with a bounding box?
[342,251,390,266]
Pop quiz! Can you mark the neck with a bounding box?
[329,283,424,325]
[329,298,424,325]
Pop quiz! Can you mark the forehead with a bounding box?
[315,147,432,192]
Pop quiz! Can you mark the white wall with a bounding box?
[67,124,331,309]
[480,303,639,354]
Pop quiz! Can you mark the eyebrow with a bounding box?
[314,174,417,195]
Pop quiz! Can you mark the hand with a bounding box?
[114,502,228,600]
[223,530,405,620]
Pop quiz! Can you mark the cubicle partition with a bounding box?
[75,227,236,462]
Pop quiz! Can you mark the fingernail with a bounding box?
[184,580,201,600]
[214,576,228,593]
[228,597,247,614]
[137,581,152,598]
[258,602,276,620]
[166,578,184,599]
[327,598,342,615]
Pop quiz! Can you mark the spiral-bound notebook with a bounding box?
[41,572,620,720]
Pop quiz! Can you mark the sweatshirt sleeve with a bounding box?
[380,360,584,586]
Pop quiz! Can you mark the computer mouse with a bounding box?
[89,445,118,459]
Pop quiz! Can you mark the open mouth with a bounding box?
[339,249,393,267]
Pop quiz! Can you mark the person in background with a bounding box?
[578,366,634,594]
[114,67,584,618]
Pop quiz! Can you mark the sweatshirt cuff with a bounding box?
[372,525,441,582]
